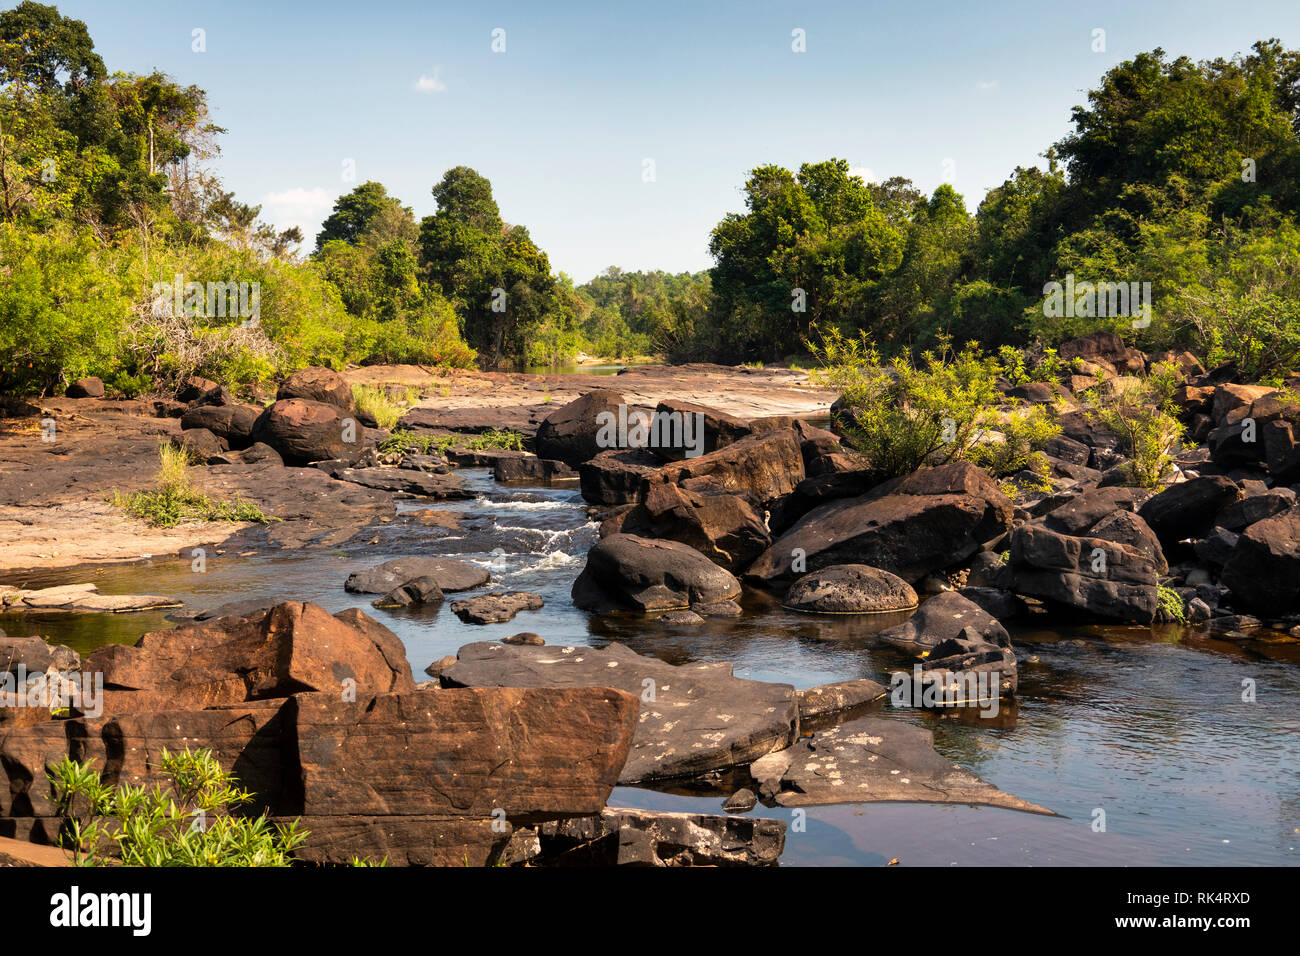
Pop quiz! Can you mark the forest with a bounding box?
[2,0,1299,394]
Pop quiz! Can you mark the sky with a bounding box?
[48,0,1300,282]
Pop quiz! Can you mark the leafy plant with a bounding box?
[1157,584,1188,624]
[112,443,278,528]
[48,747,307,867]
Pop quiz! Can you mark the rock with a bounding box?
[277,366,354,411]
[251,398,358,466]
[1043,434,1091,466]
[1221,506,1300,617]
[1150,349,1205,378]
[493,456,578,483]
[750,716,1053,813]
[572,533,742,612]
[345,557,490,594]
[1193,526,1240,567]
[535,389,624,467]
[783,564,918,615]
[1009,524,1159,622]
[1054,409,1122,467]
[317,463,470,498]
[655,428,805,511]
[373,575,444,608]
[1217,488,1297,531]
[176,375,220,403]
[83,602,415,714]
[1043,485,1152,535]
[747,462,1013,590]
[8,583,178,614]
[1138,476,1243,545]
[657,609,705,625]
[579,448,664,505]
[795,678,886,721]
[65,377,105,398]
[503,632,545,646]
[1187,597,1212,624]
[173,598,281,622]
[957,586,1026,620]
[179,404,261,449]
[1210,383,1278,425]
[0,636,55,674]
[443,641,797,784]
[424,654,458,678]
[877,590,1012,657]
[1088,510,1168,574]
[288,686,637,866]
[1058,331,1146,375]
[611,482,771,572]
[646,400,751,462]
[450,591,544,625]
[694,599,743,617]
[1264,419,1300,484]
[536,807,784,866]
[723,788,758,813]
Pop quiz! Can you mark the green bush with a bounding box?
[112,443,279,528]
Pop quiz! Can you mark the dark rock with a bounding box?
[572,533,742,612]
[1043,434,1091,466]
[493,456,578,483]
[1193,527,1240,567]
[1009,524,1159,622]
[646,400,751,462]
[535,389,624,467]
[503,632,545,646]
[783,564,918,614]
[795,678,886,721]
[180,404,261,449]
[450,591,544,625]
[657,609,705,625]
[277,366,354,411]
[1221,506,1300,616]
[693,599,743,617]
[655,428,805,511]
[251,398,358,465]
[1218,489,1298,532]
[318,463,470,498]
[1088,510,1168,574]
[1043,485,1151,535]
[175,427,228,461]
[537,807,784,866]
[1139,476,1243,545]
[723,788,759,813]
[1058,331,1146,375]
[612,482,770,572]
[957,586,1026,620]
[345,557,490,594]
[443,641,797,785]
[176,375,220,403]
[877,591,1012,657]
[579,448,663,505]
[373,575,444,608]
[65,377,105,399]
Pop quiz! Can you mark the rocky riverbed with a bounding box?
[2,348,1299,866]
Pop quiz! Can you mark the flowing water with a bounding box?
[4,468,1298,866]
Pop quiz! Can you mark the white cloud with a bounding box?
[977,79,998,90]
[414,69,446,93]
[849,165,877,184]
[258,186,334,245]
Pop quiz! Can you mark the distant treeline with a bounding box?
[2,0,1298,394]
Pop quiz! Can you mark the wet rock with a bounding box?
[1009,524,1159,622]
[450,591,544,625]
[783,564,918,615]
[1221,506,1300,617]
[180,403,261,449]
[611,482,771,572]
[277,366,354,411]
[318,463,470,498]
[288,686,637,866]
[65,377,105,398]
[658,609,705,625]
[6,583,178,614]
[535,389,624,467]
[572,533,742,612]
[747,461,1013,590]
[173,598,281,622]
[84,602,415,714]
[251,398,358,466]
[877,591,1012,656]
[795,678,887,721]
[536,807,784,866]
[749,716,1053,813]
[723,788,758,813]
[1138,476,1243,545]
[694,599,743,617]
[345,557,490,594]
[493,456,578,483]
[373,575,444,608]
[442,641,797,784]
[503,632,545,646]
[579,447,664,505]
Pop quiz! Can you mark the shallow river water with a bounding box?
[4,469,1298,866]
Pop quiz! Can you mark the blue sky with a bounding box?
[50,0,1300,281]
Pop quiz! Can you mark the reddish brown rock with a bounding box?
[277,366,354,411]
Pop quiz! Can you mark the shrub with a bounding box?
[48,747,308,866]
[112,443,279,528]
[970,405,1062,478]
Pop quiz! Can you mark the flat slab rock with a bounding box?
[442,641,798,785]
[450,591,544,624]
[537,807,786,867]
[319,464,471,499]
[345,557,490,594]
[2,583,179,614]
[750,716,1053,815]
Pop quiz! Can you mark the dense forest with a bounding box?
[2,1,1299,394]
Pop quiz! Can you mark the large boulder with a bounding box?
[1058,331,1146,375]
[608,482,771,572]
[1087,510,1168,575]
[443,640,797,784]
[277,366,354,411]
[251,398,357,465]
[783,564,918,614]
[535,389,624,467]
[646,400,751,462]
[1043,485,1152,535]
[572,533,742,612]
[180,403,261,449]
[1008,524,1159,622]
[1138,476,1243,545]
[84,602,415,714]
[655,428,805,511]
[746,461,1013,590]
[876,591,1018,699]
[65,377,105,398]
[344,556,490,594]
[579,448,663,505]
[876,590,1011,657]
[1221,506,1300,617]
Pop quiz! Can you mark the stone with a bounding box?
[1009,524,1159,622]
[1193,526,1240,567]
[1043,485,1151,535]
[503,632,545,646]
[180,403,261,449]
[277,366,354,411]
[611,482,771,572]
[1088,510,1168,574]
[373,575,444,608]
[877,591,1012,657]
[657,610,705,625]
[782,564,918,615]
[723,788,758,813]
[654,428,805,510]
[572,533,742,612]
[493,456,578,483]
[251,398,357,465]
[646,400,751,462]
[9,584,178,614]
[344,557,490,594]
[751,716,1053,813]
[1058,331,1146,374]
[65,377,105,398]
[535,389,624,467]
[450,591,544,625]
[317,463,470,498]
[795,678,887,721]
[442,641,797,785]
[1221,506,1300,617]
[579,448,664,505]
[1138,476,1243,545]
[536,807,784,867]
